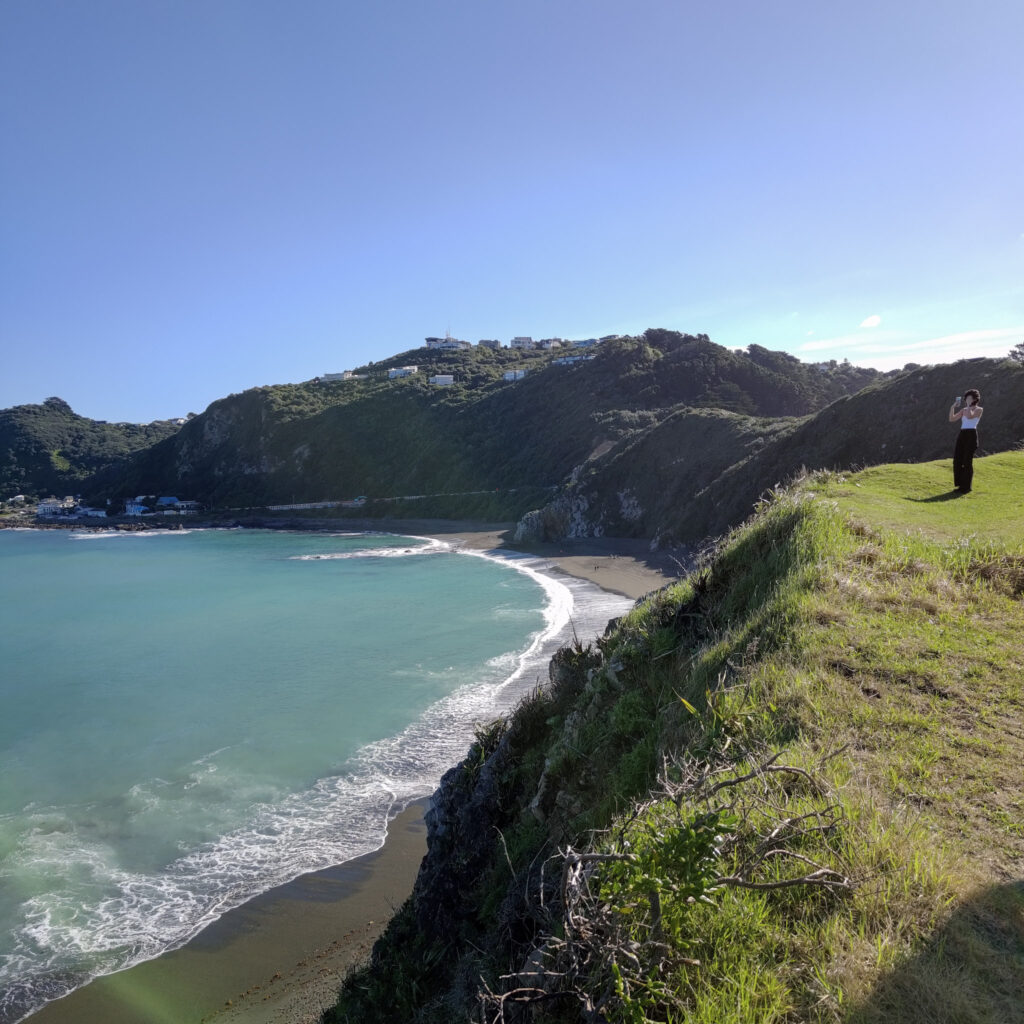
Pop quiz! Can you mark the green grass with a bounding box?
[825,450,1024,546]
[543,459,1024,1022]
[323,456,1024,1023]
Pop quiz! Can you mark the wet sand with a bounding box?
[25,803,428,1024]
[23,526,684,1023]
[398,520,688,601]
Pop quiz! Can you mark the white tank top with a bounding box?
[961,411,979,429]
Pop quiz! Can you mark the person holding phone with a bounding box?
[948,388,983,493]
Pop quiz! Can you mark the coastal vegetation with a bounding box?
[324,453,1024,1023]
[0,396,181,501]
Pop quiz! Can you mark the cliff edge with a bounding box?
[325,452,1024,1023]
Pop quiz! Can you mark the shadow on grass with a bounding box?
[906,490,967,503]
[847,881,1024,1024]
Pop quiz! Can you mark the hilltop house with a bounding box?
[503,369,528,382]
[510,336,535,350]
[429,374,455,386]
[389,365,419,379]
[477,339,502,350]
[424,336,471,350]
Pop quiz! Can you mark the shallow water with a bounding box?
[0,528,631,1022]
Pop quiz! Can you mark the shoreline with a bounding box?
[24,803,430,1024]
[17,522,682,1024]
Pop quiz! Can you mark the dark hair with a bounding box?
[964,388,981,405]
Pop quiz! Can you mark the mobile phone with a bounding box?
[955,396,962,404]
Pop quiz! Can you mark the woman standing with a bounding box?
[949,388,983,493]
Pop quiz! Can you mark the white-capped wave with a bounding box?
[289,537,450,560]
[67,529,192,540]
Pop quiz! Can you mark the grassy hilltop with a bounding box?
[325,452,1024,1024]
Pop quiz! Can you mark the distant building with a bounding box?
[429,374,455,386]
[537,338,563,350]
[320,371,363,382]
[477,339,502,350]
[388,365,419,379]
[503,369,528,382]
[599,334,621,342]
[571,338,600,348]
[425,335,471,350]
[510,336,535,350]
[77,507,108,518]
[37,496,74,517]
[554,354,596,366]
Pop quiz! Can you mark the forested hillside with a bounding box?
[86,331,889,519]
[8,335,1020,551]
[525,355,1024,544]
[0,397,182,499]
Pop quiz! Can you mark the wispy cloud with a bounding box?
[859,314,882,328]
[799,325,1024,369]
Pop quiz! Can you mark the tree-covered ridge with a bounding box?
[537,354,1024,544]
[0,397,182,499]
[90,331,893,515]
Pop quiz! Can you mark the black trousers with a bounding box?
[953,429,978,492]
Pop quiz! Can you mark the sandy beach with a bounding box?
[22,525,682,1024]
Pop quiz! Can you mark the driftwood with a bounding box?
[478,747,853,1023]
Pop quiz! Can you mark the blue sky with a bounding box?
[2,0,1022,422]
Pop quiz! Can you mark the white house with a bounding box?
[388,365,419,379]
[125,497,149,516]
[503,369,528,382]
[429,374,455,386]
[425,335,471,350]
[510,336,535,350]
[477,339,502,350]
[537,338,563,350]
[571,337,600,348]
[37,496,73,517]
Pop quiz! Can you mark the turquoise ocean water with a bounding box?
[0,527,631,1022]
